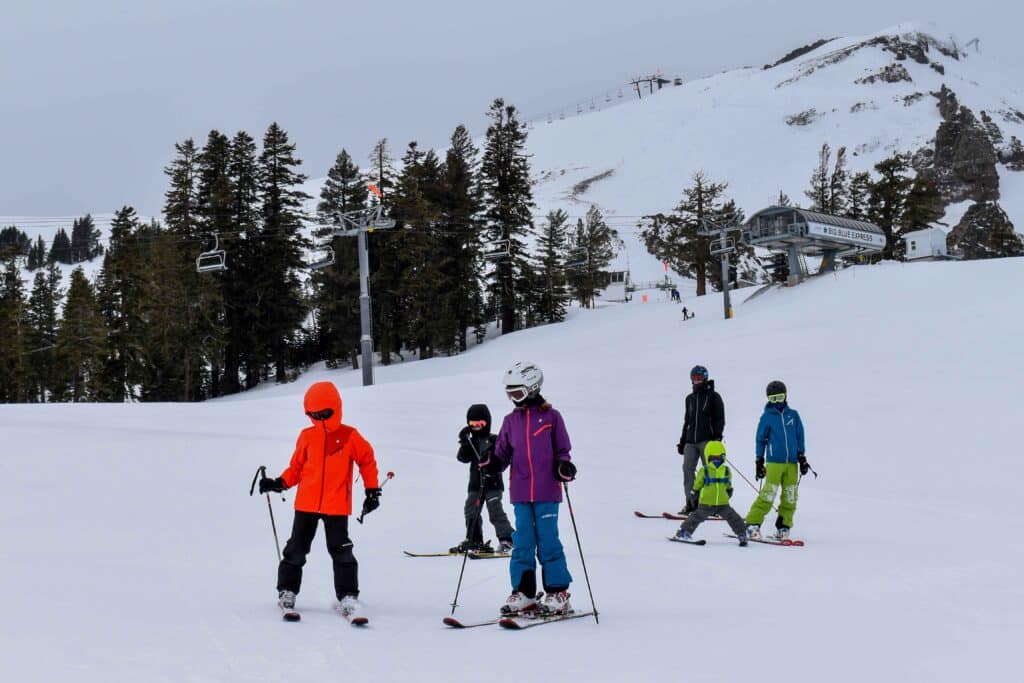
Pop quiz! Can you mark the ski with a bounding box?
[498,611,596,629]
[333,603,370,626]
[661,512,724,521]
[468,551,510,560]
[667,536,707,546]
[403,550,457,557]
[633,511,666,519]
[280,606,301,622]
[442,616,501,629]
[724,533,804,546]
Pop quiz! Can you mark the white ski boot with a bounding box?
[540,590,572,616]
[746,525,762,540]
[775,528,790,541]
[278,590,296,610]
[336,595,368,625]
[501,591,537,616]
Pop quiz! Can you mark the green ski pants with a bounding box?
[744,462,799,528]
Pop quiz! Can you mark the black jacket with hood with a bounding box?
[457,404,503,493]
[679,380,725,445]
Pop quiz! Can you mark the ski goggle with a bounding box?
[468,420,487,429]
[690,373,706,383]
[767,393,787,404]
[306,408,335,421]
[505,386,529,403]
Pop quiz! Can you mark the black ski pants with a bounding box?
[277,511,358,599]
[463,488,514,544]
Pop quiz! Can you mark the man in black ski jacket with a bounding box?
[676,365,725,513]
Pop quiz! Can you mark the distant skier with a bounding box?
[258,381,382,620]
[671,288,681,303]
[450,404,514,554]
[681,306,691,320]
[676,365,725,513]
[673,441,747,545]
[493,361,577,616]
[744,380,808,541]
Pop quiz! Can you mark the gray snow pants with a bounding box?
[682,441,708,506]
[464,489,514,544]
[680,503,747,537]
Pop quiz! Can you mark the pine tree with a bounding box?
[439,125,484,351]
[26,235,47,271]
[25,263,63,401]
[775,190,792,207]
[805,143,831,212]
[49,228,73,264]
[828,146,849,214]
[534,209,570,322]
[846,172,872,220]
[901,174,945,235]
[257,122,311,384]
[0,258,29,401]
[566,206,618,308]
[54,268,107,402]
[367,138,397,209]
[96,205,146,400]
[0,226,30,259]
[313,148,366,368]
[70,214,102,262]
[868,153,913,259]
[641,171,728,296]
[480,98,536,333]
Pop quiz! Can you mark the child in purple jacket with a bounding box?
[491,361,577,616]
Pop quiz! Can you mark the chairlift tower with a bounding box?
[314,184,397,386]
[698,217,744,320]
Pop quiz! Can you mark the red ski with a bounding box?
[724,533,804,546]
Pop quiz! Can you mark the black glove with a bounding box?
[554,459,577,482]
[676,442,686,456]
[361,488,382,516]
[458,426,473,444]
[755,461,766,480]
[798,455,810,476]
[726,487,734,498]
[259,476,285,494]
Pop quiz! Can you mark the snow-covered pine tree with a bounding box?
[566,206,617,309]
[805,143,831,212]
[54,268,107,402]
[25,263,63,401]
[534,209,570,323]
[868,153,913,259]
[846,172,872,220]
[49,228,73,264]
[828,146,849,215]
[480,98,536,334]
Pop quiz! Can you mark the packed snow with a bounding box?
[2,256,1022,682]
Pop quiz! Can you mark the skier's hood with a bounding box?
[304,381,343,430]
[466,404,492,434]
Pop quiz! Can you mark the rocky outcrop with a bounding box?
[855,64,912,84]
[1000,136,1024,171]
[948,202,1023,259]
[921,85,1000,203]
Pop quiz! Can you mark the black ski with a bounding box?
[403,550,457,557]
[661,512,724,521]
[498,611,596,629]
[667,536,707,546]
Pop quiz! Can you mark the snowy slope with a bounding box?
[526,22,1024,281]
[2,257,1022,682]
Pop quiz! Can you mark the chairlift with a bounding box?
[605,93,612,103]
[589,99,595,111]
[196,234,227,273]
[576,104,583,114]
[308,243,336,270]
[559,111,565,120]
[482,240,511,261]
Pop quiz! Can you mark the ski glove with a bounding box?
[676,442,686,456]
[258,476,286,494]
[458,426,473,444]
[798,455,810,476]
[554,459,577,482]
[755,461,766,480]
[361,488,382,516]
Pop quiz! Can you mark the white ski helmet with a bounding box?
[503,361,543,403]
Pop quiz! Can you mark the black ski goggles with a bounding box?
[306,408,335,421]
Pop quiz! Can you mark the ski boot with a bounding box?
[499,538,514,553]
[540,590,572,616]
[774,527,790,542]
[673,528,693,541]
[736,533,748,547]
[500,591,537,616]
[336,595,367,624]
[278,590,296,610]
[476,540,496,555]
[746,525,762,541]
[449,539,478,554]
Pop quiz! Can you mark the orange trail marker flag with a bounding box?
[368,183,382,198]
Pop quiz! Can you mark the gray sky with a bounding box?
[1,0,1018,217]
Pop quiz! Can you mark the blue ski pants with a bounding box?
[510,502,572,593]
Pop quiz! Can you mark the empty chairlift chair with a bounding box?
[196,234,227,273]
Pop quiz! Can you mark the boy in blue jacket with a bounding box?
[744,380,810,541]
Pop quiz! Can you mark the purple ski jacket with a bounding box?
[494,403,572,503]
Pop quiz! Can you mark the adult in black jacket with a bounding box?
[676,365,726,513]
[451,404,514,553]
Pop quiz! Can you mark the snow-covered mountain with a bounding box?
[526,21,1024,281]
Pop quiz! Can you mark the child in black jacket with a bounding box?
[450,404,514,553]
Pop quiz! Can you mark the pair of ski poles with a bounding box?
[249,465,394,563]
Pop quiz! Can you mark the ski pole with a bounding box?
[726,458,780,515]
[249,465,282,563]
[356,471,394,524]
[562,482,599,624]
[450,483,488,615]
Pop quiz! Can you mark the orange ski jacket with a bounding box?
[278,381,379,516]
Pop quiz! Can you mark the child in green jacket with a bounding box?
[672,440,748,546]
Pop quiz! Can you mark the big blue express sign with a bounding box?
[806,221,886,248]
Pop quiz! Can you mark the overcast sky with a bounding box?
[1,0,1019,217]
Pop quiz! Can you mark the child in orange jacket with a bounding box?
[258,381,381,619]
